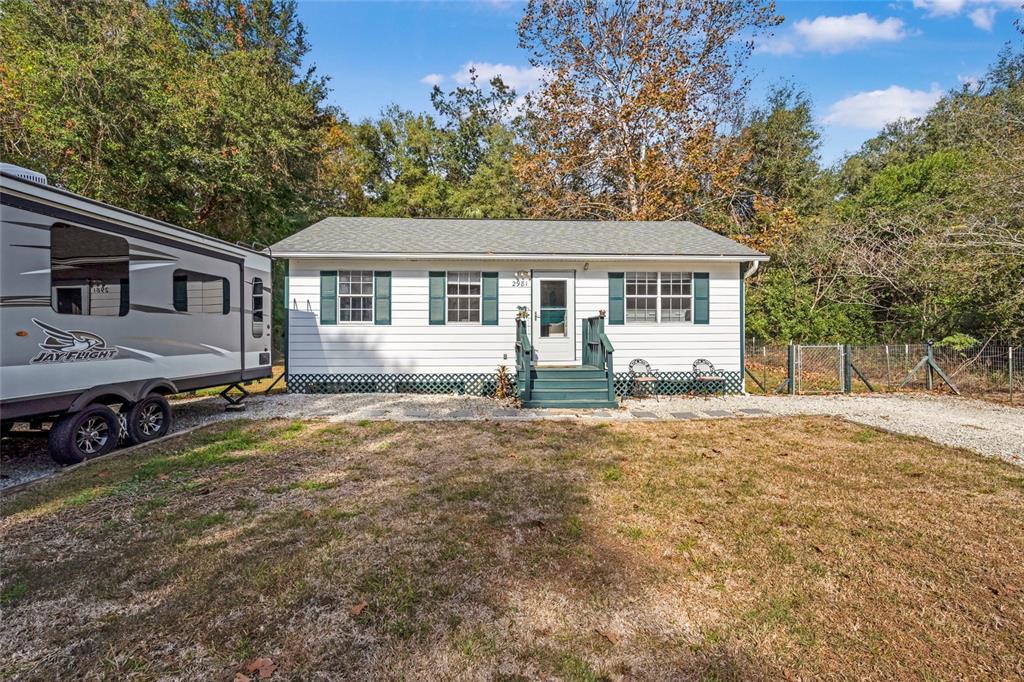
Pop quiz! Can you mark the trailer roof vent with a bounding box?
[0,163,48,185]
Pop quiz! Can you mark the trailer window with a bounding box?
[252,277,264,337]
[173,270,229,314]
[50,224,129,316]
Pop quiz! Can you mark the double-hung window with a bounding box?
[625,272,693,323]
[446,271,481,323]
[338,270,373,322]
[625,272,659,323]
[660,272,693,322]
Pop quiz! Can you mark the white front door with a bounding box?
[531,270,575,364]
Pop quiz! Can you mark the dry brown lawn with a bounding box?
[2,416,1022,681]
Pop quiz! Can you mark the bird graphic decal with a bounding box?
[32,318,110,353]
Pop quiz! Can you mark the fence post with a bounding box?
[926,340,935,391]
[787,344,797,396]
[843,344,853,393]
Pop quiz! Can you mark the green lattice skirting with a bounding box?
[287,370,743,397]
[613,370,743,397]
[287,373,504,396]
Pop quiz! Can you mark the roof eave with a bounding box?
[271,251,769,262]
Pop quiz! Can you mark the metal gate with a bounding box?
[795,344,844,394]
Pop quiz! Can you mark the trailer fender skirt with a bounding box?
[68,378,176,412]
[138,378,178,400]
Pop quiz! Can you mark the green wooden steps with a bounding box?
[522,365,618,409]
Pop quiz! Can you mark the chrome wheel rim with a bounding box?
[138,403,164,437]
[75,417,109,454]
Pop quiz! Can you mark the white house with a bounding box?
[271,218,766,408]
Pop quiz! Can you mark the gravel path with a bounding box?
[3,392,1021,491]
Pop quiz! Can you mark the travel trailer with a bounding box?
[0,164,272,463]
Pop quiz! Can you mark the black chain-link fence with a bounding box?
[745,342,1023,404]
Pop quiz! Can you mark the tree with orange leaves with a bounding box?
[516,0,781,223]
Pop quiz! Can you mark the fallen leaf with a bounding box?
[350,600,367,615]
[234,674,251,682]
[95,470,110,478]
[245,657,275,679]
[157,473,169,481]
[302,509,313,519]
[595,628,619,645]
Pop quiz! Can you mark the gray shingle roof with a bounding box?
[271,217,765,258]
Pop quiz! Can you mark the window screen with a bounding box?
[660,272,693,322]
[50,223,129,316]
[625,272,658,323]
[338,270,373,322]
[173,269,229,314]
[447,271,481,323]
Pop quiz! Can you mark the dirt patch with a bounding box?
[2,417,1022,680]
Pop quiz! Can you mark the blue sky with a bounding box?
[296,0,1019,165]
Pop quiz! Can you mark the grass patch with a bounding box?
[2,417,1022,680]
[288,480,338,491]
[1,580,28,605]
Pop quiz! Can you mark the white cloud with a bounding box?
[758,13,909,55]
[969,6,997,29]
[793,14,909,53]
[420,73,444,87]
[823,85,943,129]
[452,62,545,92]
[755,35,797,55]
[914,0,1020,29]
[913,0,967,15]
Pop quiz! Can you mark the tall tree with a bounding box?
[515,0,781,222]
[0,0,330,245]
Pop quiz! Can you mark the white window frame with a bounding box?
[625,272,694,324]
[659,272,693,323]
[337,270,374,323]
[446,271,482,324]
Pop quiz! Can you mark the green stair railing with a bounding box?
[582,315,616,402]
[515,317,533,401]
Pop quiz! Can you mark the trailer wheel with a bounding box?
[126,394,172,444]
[48,404,119,464]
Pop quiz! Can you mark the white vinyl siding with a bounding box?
[287,259,742,374]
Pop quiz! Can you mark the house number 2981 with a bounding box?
[512,271,531,287]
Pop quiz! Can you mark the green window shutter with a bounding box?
[374,271,391,325]
[694,272,709,325]
[428,271,446,325]
[319,271,337,325]
[608,272,624,325]
[482,272,498,325]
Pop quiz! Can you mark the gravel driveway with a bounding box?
[3,392,1021,491]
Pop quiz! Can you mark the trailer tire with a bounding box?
[125,394,172,444]
[48,404,120,465]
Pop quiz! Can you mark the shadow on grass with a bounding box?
[3,416,1022,680]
